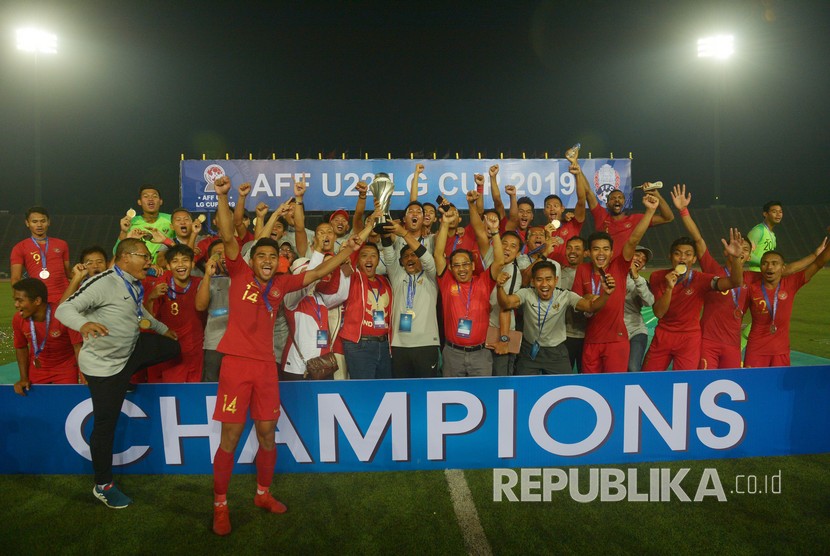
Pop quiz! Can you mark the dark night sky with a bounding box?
[2,0,829,214]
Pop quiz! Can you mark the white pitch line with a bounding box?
[444,469,493,556]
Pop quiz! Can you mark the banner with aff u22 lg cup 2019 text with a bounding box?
[179,158,632,214]
[0,367,828,475]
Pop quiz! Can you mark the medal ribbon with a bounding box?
[536,294,555,336]
[167,277,192,300]
[406,271,424,310]
[30,236,49,273]
[310,293,324,327]
[254,277,275,313]
[723,265,740,311]
[591,273,603,296]
[28,304,52,361]
[762,282,780,328]
[114,265,146,320]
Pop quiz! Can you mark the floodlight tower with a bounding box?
[16,28,58,205]
[697,34,734,206]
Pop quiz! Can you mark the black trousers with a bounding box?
[84,334,180,485]
[391,345,441,378]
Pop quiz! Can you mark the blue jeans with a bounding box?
[628,333,648,372]
[343,338,392,379]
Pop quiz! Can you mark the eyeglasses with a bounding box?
[127,252,151,261]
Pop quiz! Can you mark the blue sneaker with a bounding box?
[93,483,133,509]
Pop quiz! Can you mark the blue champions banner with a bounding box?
[179,158,632,213]
[1,366,828,474]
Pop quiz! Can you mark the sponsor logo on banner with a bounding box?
[594,163,621,205]
[203,164,226,191]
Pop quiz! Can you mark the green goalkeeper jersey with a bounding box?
[746,222,776,271]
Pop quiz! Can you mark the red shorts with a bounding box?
[699,338,742,370]
[581,341,629,373]
[743,352,790,368]
[146,345,204,383]
[29,365,80,384]
[642,328,700,371]
[213,355,281,423]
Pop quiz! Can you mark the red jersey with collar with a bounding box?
[147,272,205,353]
[217,252,306,361]
[437,270,495,345]
[13,307,81,373]
[649,268,719,334]
[698,250,747,345]
[10,237,70,303]
[590,206,650,249]
[340,272,392,342]
[743,270,806,356]
[572,255,629,344]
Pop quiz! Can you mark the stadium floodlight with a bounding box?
[16,27,58,54]
[697,35,734,60]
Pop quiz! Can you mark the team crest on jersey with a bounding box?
[625,222,632,229]
[778,291,788,300]
[203,164,226,192]
[593,163,621,205]
[684,288,694,296]
[269,288,281,298]
[552,303,561,312]
[50,330,61,338]
[450,283,462,295]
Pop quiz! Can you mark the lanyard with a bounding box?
[455,278,474,318]
[723,266,740,309]
[536,294,555,335]
[406,271,424,310]
[114,265,146,319]
[368,278,384,309]
[29,304,52,359]
[451,234,461,253]
[30,236,49,270]
[762,282,780,325]
[167,277,192,299]
[678,269,694,288]
[254,278,275,313]
[310,293,323,327]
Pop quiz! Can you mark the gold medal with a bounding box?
[407,309,416,318]
[126,208,136,218]
[138,318,152,330]
[770,323,777,334]
[34,357,41,369]
[733,309,742,320]
[674,264,687,275]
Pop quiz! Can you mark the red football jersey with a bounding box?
[13,307,81,373]
[10,237,70,303]
[698,250,747,345]
[217,252,306,361]
[590,206,650,250]
[545,218,583,263]
[572,255,629,344]
[149,273,205,352]
[649,268,718,334]
[743,270,806,356]
[437,270,495,345]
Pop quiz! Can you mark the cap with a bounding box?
[634,245,653,262]
[290,257,311,275]
[329,209,349,222]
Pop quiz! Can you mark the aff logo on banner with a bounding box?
[1,367,828,475]
[179,159,632,213]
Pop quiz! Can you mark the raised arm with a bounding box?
[803,227,830,282]
[489,165,506,219]
[569,163,587,223]
[650,189,675,226]
[574,274,616,312]
[253,202,269,239]
[503,185,519,231]
[293,177,308,257]
[433,208,455,276]
[410,163,424,203]
[671,184,707,257]
[233,182,251,239]
[303,215,377,286]
[213,176,239,260]
[489,231,505,281]
[194,257,217,311]
[784,237,827,276]
[467,182,491,256]
[567,146,599,211]
[353,180,368,235]
[715,228,745,290]
[622,194,659,261]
